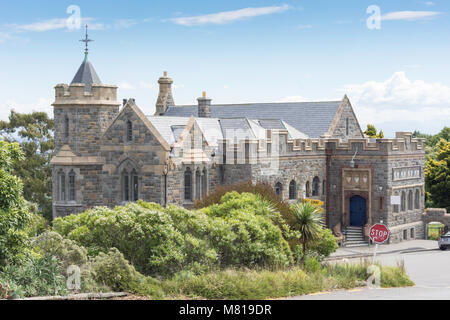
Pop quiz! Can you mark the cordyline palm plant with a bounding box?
[291,202,324,261]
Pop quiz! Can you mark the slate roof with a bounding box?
[146,115,308,147]
[71,55,102,92]
[163,101,342,138]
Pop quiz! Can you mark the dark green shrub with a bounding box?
[194,181,296,231]
[0,254,67,298]
[32,231,88,271]
[86,248,139,292]
[53,193,293,276]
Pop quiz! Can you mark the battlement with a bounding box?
[218,131,425,156]
[53,83,120,106]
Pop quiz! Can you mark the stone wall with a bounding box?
[330,101,364,140]
[100,104,167,207]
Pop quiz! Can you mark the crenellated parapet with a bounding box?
[53,83,120,107]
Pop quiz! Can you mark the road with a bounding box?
[290,248,450,300]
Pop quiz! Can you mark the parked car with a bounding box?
[438,232,450,251]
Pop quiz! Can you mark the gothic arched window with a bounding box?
[408,190,413,211]
[322,180,326,196]
[131,169,139,202]
[184,168,192,201]
[312,177,320,197]
[195,169,201,200]
[127,120,133,142]
[275,182,283,198]
[305,181,311,198]
[58,171,66,201]
[289,180,296,200]
[401,191,406,212]
[123,170,130,202]
[68,170,76,201]
[202,169,207,198]
[415,189,420,210]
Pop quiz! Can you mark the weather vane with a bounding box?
[79,24,93,56]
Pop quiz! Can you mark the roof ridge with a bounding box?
[171,100,342,108]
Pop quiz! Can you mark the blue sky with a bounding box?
[0,0,449,136]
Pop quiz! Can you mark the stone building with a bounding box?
[51,53,426,246]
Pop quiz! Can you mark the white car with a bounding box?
[438,232,450,251]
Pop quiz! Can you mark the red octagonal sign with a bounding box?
[369,224,390,244]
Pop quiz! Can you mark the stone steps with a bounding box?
[343,226,368,248]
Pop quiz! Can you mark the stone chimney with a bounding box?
[155,71,175,116]
[197,91,212,118]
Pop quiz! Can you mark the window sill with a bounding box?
[54,202,83,207]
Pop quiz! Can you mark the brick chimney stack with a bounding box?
[197,91,212,118]
[155,71,175,116]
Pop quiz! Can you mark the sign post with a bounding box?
[369,221,390,265]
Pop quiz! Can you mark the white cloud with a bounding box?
[297,24,312,29]
[381,11,441,21]
[0,98,53,121]
[139,82,153,89]
[114,19,137,29]
[118,82,135,90]
[277,95,309,103]
[11,17,105,32]
[0,32,11,43]
[170,4,290,26]
[340,72,450,133]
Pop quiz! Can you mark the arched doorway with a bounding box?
[350,195,367,227]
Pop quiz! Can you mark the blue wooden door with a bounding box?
[350,196,367,227]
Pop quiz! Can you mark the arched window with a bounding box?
[127,120,133,142]
[415,189,420,209]
[346,118,349,136]
[184,168,192,201]
[275,182,283,198]
[58,171,66,201]
[401,191,406,212]
[289,180,296,200]
[305,181,311,197]
[65,116,70,138]
[408,190,413,210]
[202,169,207,198]
[322,180,326,196]
[195,169,201,200]
[123,170,130,202]
[131,169,139,202]
[68,170,76,201]
[312,177,320,197]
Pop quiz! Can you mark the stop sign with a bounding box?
[369,224,390,244]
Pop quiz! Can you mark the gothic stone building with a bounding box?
[51,55,426,245]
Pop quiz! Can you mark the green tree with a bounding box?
[364,124,378,138]
[364,124,384,138]
[425,139,450,211]
[0,111,54,221]
[0,140,31,267]
[290,202,324,261]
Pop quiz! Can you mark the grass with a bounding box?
[131,261,414,300]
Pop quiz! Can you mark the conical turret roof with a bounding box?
[71,54,102,92]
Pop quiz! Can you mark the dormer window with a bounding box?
[127,120,133,142]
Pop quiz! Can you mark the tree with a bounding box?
[290,202,324,261]
[364,124,378,138]
[425,139,450,211]
[364,124,384,138]
[0,111,54,221]
[0,140,31,267]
